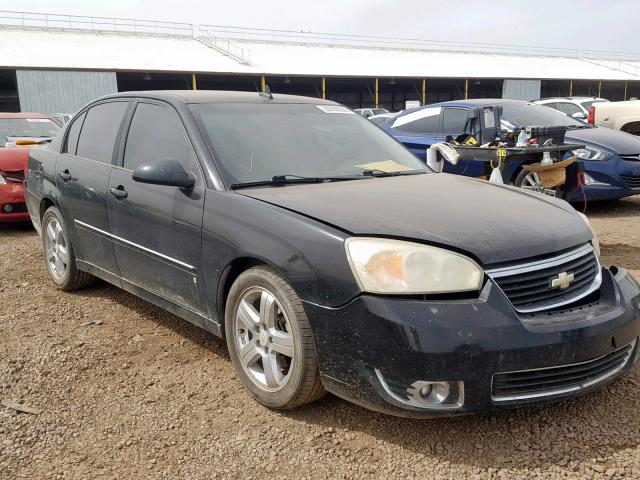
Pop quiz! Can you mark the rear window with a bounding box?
[0,118,60,145]
[76,102,128,163]
[391,107,441,134]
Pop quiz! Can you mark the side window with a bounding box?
[555,102,582,116]
[441,108,470,135]
[391,107,441,134]
[76,102,129,163]
[63,112,86,155]
[123,103,199,180]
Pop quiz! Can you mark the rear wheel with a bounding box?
[41,207,94,291]
[225,266,325,409]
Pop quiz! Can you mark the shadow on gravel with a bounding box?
[285,367,640,470]
[585,195,640,218]
[0,222,36,234]
[67,281,229,360]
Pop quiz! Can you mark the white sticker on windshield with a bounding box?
[316,105,355,114]
[26,118,51,123]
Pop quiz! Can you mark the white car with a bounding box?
[533,97,608,121]
[587,100,640,136]
[354,107,390,118]
[368,113,397,125]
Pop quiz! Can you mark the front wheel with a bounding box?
[225,266,325,409]
[41,207,95,291]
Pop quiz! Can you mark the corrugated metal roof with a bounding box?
[1,23,639,81]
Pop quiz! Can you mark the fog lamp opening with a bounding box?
[374,369,464,410]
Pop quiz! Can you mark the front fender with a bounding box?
[201,190,360,320]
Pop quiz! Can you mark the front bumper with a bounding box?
[573,156,640,201]
[304,267,640,418]
[0,183,29,222]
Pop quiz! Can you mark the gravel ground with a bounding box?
[2,196,640,480]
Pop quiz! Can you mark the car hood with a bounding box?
[238,174,592,265]
[0,147,28,173]
[566,127,640,154]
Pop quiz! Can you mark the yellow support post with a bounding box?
[569,80,573,96]
[192,73,197,91]
[598,80,602,97]
[375,78,379,108]
[624,81,628,100]
[322,77,326,99]
[422,78,426,105]
[261,75,266,92]
[464,79,469,99]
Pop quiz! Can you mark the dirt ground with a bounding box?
[2,196,640,480]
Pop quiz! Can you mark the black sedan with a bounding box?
[24,91,640,417]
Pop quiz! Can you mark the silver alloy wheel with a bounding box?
[44,217,69,282]
[520,171,557,196]
[234,287,295,392]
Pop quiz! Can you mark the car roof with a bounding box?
[98,90,339,106]
[533,97,606,102]
[409,98,528,110]
[0,112,52,119]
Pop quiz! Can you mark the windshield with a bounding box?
[0,118,61,144]
[500,103,589,129]
[190,103,426,185]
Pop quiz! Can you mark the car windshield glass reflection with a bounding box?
[190,103,426,186]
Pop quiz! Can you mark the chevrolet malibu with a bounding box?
[25,91,640,417]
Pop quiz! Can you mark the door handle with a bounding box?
[109,186,128,200]
[58,169,72,182]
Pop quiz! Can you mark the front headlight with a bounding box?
[0,175,6,185]
[577,213,601,258]
[345,238,484,294]
[572,147,612,161]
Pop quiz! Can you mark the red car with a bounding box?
[0,112,61,223]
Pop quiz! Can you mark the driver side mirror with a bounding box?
[571,111,587,120]
[132,158,195,189]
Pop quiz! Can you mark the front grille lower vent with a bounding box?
[620,174,640,189]
[492,340,636,402]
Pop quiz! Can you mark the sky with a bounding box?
[3,0,637,54]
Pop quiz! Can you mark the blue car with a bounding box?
[380,99,640,202]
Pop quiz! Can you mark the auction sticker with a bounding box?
[316,105,355,114]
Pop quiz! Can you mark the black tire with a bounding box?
[41,207,95,291]
[225,266,326,409]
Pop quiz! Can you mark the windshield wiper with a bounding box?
[230,174,370,189]
[360,168,425,177]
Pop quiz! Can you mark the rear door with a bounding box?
[108,101,206,313]
[56,100,130,276]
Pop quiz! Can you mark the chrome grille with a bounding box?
[492,340,636,402]
[620,155,640,162]
[487,244,601,313]
[620,174,640,189]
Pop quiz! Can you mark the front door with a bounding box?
[108,101,206,313]
[56,101,130,276]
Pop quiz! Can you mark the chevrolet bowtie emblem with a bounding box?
[550,271,575,290]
